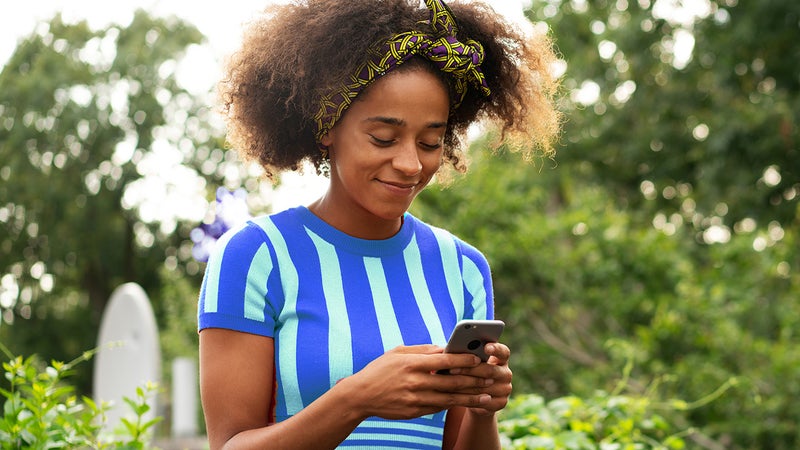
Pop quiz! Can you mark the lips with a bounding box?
[378,179,419,194]
[382,180,417,189]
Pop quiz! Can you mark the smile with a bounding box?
[378,179,418,194]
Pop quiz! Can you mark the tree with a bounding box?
[0,11,234,393]
[536,0,799,233]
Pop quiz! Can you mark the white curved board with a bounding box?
[93,282,161,437]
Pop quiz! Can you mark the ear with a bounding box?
[320,130,334,148]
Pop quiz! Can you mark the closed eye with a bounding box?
[369,135,395,147]
[420,141,442,150]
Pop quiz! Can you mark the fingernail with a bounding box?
[450,368,461,375]
[484,378,494,386]
[479,394,491,404]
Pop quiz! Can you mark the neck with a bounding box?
[307,195,404,240]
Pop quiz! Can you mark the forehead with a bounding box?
[345,68,450,123]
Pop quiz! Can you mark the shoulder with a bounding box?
[208,207,306,263]
[406,213,489,267]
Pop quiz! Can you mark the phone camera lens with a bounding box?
[464,324,472,329]
[467,339,481,350]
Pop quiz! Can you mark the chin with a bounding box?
[369,203,412,222]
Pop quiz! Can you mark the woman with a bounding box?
[197,0,560,449]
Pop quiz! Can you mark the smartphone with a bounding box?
[443,319,505,362]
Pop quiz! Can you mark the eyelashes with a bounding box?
[369,135,442,150]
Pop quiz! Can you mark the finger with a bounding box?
[468,400,507,416]
[452,359,512,378]
[427,353,481,373]
[484,342,510,365]
[389,344,443,355]
[433,372,495,392]
[463,388,511,415]
[420,391,492,409]
[444,371,512,398]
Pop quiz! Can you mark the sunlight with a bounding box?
[1,0,533,224]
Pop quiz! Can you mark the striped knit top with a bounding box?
[198,206,494,449]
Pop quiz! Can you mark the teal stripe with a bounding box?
[359,418,443,434]
[364,257,404,351]
[345,433,442,447]
[307,228,353,385]
[203,226,240,313]
[403,235,447,346]
[243,243,271,322]
[254,216,303,414]
[462,256,487,320]
[430,227,464,321]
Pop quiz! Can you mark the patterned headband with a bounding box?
[313,0,492,144]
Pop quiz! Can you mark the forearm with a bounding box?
[452,410,501,450]
[219,382,365,450]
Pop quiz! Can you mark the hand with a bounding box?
[448,342,512,416]
[337,345,497,421]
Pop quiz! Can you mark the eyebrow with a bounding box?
[364,116,447,129]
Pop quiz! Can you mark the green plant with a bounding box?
[0,344,162,449]
[114,383,163,450]
[499,392,684,450]
[498,355,737,450]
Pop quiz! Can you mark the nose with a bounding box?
[392,142,423,176]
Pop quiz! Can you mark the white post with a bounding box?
[93,282,161,439]
[171,357,199,437]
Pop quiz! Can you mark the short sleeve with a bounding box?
[457,239,494,321]
[197,222,282,337]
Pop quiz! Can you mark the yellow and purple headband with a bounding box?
[313,0,492,144]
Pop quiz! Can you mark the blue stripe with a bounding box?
[363,257,404,351]
[403,234,446,346]
[254,216,303,414]
[341,435,442,448]
[344,416,444,448]
[243,243,271,322]
[307,228,353,385]
[338,441,440,449]
[461,255,487,320]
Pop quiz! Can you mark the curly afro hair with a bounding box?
[218,0,561,178]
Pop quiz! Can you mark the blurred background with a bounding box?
[1,0,798,448]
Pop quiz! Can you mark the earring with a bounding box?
[318,158,331,178]
[317,144,331,178]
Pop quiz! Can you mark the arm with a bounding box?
[200,328,362,450]
[200,328,498,450]
[442,342,513,450]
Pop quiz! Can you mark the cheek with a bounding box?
[332,150,376,182]
[415,152,443,188]
[421,150,444,174]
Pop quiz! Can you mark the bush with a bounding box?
[497,356,737,450]
[499,392,689,450]
[0,344,161,449]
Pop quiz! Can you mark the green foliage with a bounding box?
[414,0,800,447]
[117,385,163,449]
[496,353,699,450]
[155,266,201,381]
[0,345,161,449]
[532,0,799,229]
[1,1,797,448]
[0,10,229,394]
[414,138,798,448]
[499,391,687,450]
